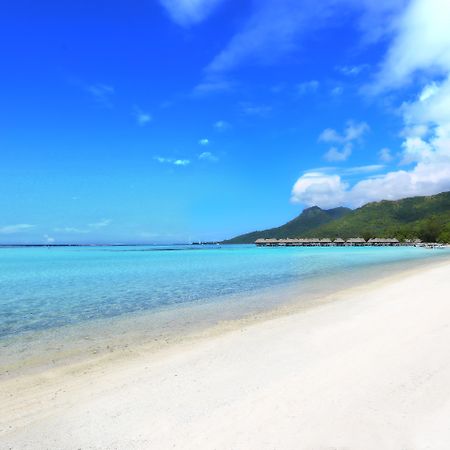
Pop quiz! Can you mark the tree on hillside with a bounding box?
[418,216,442,243]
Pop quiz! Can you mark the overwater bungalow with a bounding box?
[346,238,366,246]
[255,236,409,247]
[367,238,400,246]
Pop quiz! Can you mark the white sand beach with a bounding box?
[2,261,450,449]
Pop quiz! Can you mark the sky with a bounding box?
[1,0,450,244]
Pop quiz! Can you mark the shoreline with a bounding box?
[2,253,449,380]
[2,258,450,448]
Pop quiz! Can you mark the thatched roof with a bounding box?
[367,238,399,243]
[346,237,366,243]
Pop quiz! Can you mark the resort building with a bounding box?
[367,238,400,246]
[346,238,366,246]
[255,237,411,247]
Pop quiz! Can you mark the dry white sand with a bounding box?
[1,261,450,449]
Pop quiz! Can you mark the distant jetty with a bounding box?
[255,237,422,247]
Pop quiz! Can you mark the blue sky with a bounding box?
[1,0,450,244]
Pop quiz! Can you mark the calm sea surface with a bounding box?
[1,244,449,340]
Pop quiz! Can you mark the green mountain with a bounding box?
[222,206,352,244]
[311,191,450,242]
[223,191,450,244]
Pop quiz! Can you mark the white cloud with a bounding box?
[199,138,209,145]
[154,156,191,166]
[296,38,450,209]
[205,0,341,75]
[319,128,344,144]
[158,0,226,26]
[400,137,433,165]
[336,64,369,76]
[343,165,385,175]
[198,151,218,162]
[296,80,319,95]
[299,165,384,176]
[173,159,190,166]
[365,11,450,205]
[324,145,352,162]
[154,156,170,164]
[293,88,450,207]
[319,121,369,162]
[133,106,152,126]
[213,120,230,131]
[44,235,55,243]
[291,173,348,209]
[197,0,406,81]
[291,155,450,208]
[371,0,450,92]
[0,224,35,234]
[378,147,393,162]
[419,82,439,102]
[86,83,114,107]
[344,121,370,141]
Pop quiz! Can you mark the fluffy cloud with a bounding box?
[292,156,450,208]
[319,121,369,162]
[294,56,450,208]
[158,0,225,26]
[324,145,352,162]
[198,138,209,145]
[154,156,191,166]
[291,173,348,209]
[294,119,450,208]
[319,121,369,144]
[0,224,35,234]
[174,159,190,166]
[371,0,450,92]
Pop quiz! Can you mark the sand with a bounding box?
[1,261,450,449]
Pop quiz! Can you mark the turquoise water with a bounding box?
[1,244,449,340]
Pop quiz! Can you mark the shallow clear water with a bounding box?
[1,244,449,339]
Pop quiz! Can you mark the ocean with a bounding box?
[1,244,449,375]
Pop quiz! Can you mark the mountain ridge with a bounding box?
[222,191,450,244]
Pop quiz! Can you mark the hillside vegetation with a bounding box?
[223,206,351,244]
[223,191,450,244]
